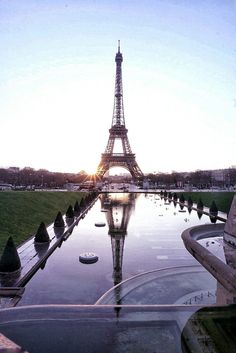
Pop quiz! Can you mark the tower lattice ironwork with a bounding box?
[96,42,143,180]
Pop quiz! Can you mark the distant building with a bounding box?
[0,183,13,190]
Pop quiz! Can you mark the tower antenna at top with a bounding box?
[118,40,120,52]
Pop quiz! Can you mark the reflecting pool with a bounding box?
[18,193,222,306]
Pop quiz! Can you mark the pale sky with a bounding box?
[1,0,236,174]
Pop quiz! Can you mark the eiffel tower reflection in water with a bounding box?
[100,193,137,286]
[100,193,137,309]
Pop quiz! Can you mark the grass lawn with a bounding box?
[181,192,235,214]
[0,191,85,255]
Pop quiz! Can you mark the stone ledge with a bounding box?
[181,223,236,294]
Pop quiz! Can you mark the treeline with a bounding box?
[0,167,89,188]
[146,168,236,189]
[1,166,236,189]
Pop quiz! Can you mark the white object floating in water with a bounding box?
[95,222,106,227]
[79,252,98,264]
[101,209,108,212]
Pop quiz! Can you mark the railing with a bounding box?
[102,153,135,157]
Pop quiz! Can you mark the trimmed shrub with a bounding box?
[79,198,85,208]
[0,236,21,272]
[34,222,50,243]
[66,205,74,218]
[179,194,185,204]
[54,211,65,228]
[197,199,204,210]
[74,201,80,215]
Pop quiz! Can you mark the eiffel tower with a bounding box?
[96,42,143,180]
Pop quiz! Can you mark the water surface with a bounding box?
[18,193,220,305]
